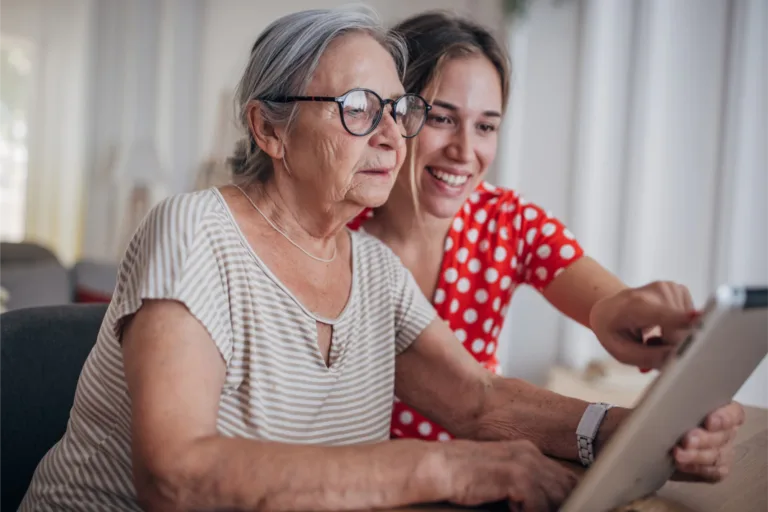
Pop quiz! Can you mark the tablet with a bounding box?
[560,285,768,512]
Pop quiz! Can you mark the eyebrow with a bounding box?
[433,99,502,118]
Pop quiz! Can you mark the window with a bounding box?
[0,36,34,241]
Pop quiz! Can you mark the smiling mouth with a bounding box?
[426,167,470,187]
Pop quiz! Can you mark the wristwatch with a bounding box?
[576,402,614,467]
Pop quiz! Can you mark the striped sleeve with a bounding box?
[388,256,437,355]
[112,194,234,364]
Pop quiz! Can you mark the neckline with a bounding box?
[357,212,455,308]
[212,187,357,326]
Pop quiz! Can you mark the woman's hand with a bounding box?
[443,439,578,511]
[589,281,698,369]
[672,401,745,482]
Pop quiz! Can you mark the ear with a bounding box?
[246,101,285,159]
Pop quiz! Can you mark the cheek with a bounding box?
[414,128,449,166]
[316,137,371,194]
[475,136,499,175]
[313,136,351,175]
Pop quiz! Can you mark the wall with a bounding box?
[81,0,204,262]
[496,0,768,407]
[494,0,585,388]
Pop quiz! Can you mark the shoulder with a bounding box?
[467,182,534,220]
[142,188,226,231]
[349,228,415,298]
[135,188,231,250]
[349,228,400,266]
[467,182,568,235]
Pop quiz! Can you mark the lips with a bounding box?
[426,167,470,187]
[359,168,393,176]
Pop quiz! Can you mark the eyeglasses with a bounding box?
[262,88,431,138]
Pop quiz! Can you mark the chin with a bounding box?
[418,168,481,219]
[348,188,393,209]
[421,197,467,219]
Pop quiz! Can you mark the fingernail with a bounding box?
[711,416,722,430]
[640,368,651,374]
[688,435,699,448]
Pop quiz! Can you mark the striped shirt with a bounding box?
[20,188,436,511]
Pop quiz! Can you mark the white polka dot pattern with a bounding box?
[346,182,584,442]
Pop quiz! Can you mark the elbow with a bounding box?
[133,445,209,511]
[451,374,499,440]
[465,376,532,442]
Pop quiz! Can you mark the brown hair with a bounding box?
[391,11,511,215]
[393,11,511,110]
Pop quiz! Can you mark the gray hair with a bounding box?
[228,5,407,184]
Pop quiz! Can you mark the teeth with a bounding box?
[428,168,469,187]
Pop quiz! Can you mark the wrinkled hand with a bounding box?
[444,439,577,511]
[672,401,745,482]
[589,281,698,369]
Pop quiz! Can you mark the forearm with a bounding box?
[464,376,630,462]
[542,256,627,328]
[140,435,449,511]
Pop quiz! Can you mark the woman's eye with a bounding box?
[478,124,497,134]
[427,115,452,126]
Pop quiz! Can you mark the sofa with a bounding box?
[1,303,108,510]
[0,242,116,310]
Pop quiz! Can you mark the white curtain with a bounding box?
[1,0,94,265]
[496,0,767,406]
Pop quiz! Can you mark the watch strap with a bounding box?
[576,402,614,467]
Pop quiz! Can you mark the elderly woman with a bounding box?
[21,7,742,512]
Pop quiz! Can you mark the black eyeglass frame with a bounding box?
[261,88,432,138]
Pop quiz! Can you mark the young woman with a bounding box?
[350,11,697,441]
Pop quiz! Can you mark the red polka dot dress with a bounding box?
[348,182,584,441]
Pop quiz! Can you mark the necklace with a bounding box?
[234,184,337,263]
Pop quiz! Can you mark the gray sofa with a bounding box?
[1,303,108,510]
[0,242,117,310]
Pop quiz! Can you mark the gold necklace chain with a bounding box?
[234,184,337,263]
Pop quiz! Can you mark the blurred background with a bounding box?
[1,0,766,406]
